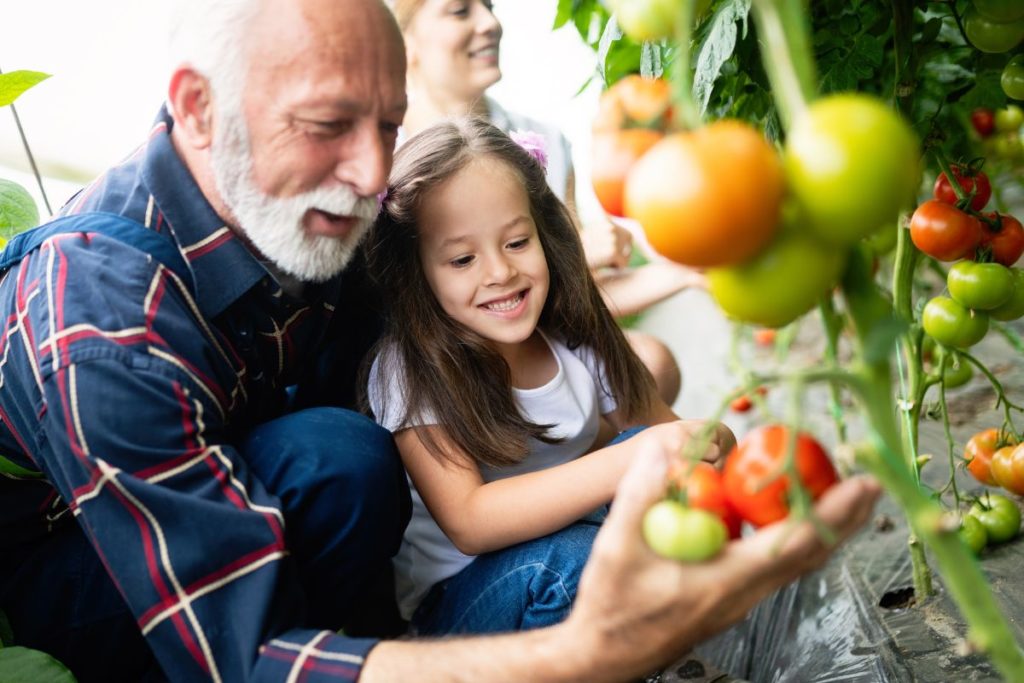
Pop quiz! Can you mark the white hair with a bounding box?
[167,0,262,113]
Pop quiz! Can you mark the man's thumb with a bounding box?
[604,441,671,537]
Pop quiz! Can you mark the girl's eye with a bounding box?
[507,237,529,250]
[451,255,475,268]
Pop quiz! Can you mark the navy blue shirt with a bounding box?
[0,108,382,681]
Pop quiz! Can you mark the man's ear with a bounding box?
[168,67,215,150]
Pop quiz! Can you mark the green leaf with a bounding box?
[693,0,751,113]
[862,314,908,365]
[553,0,574,29]
[818,34,884,94]
[0,647,77,683]
[640,42,665,78]
[0,179,40,240]
[919,17,943,44]
[0,71,50,108]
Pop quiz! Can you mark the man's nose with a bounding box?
[334,124,390,197]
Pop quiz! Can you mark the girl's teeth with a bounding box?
[485,293,523,312]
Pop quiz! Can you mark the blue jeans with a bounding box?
[0,407,409,682]
[411,425,646,636]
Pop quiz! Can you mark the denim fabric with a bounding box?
[0,407,409,682]
[411,424,647,636]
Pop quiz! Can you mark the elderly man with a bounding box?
[0,0,879,680]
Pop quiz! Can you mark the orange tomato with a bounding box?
[591,129,664,217]
[965,428,1002,486]
[669,461,742,539]
[592,75,673,133]
[992,443,1024,495]
[624,120,784,268]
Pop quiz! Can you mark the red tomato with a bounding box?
[910,200,984,261]
[971,108,996,138]
[722,425,838,528]
[965,428,1002,486]
[753,328,778,346]
[669,461,742,539]
[730,395,753,413]
[591,129,664,217]
[933,166,992,211]
[592,75,673,133]
[625,120,785,268]
[979,213,1024,266]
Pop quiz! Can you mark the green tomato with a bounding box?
[993,131,1024,161]
[784,94,921,246]
[942,353,975,388]
[607,0,676,42]
[921,296,990,349]
[1003,55,1024,100]
[969,493,1022,544]
[995,104,1024,132]
[708,230,847,328]
[974,0,1024,22]
[947,260,1015,310]
[959,514,989,555]
[991,268,1024,321]
[642,500,727,562]
[964,8,1024,53]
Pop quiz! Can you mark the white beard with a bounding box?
[209,109,379,282]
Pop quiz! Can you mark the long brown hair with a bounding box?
[362,117,655,467]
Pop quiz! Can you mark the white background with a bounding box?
[0,1,605,219]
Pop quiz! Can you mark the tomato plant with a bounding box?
[991,444,1024,495]
[1003,57,1024,101]
[783,94,920,246]
[980,213,1024,267]
[933,166,992,211]
[969,494,1022,544]
[922,296,990,349]
[910,200,983,261]
[625,120,784,267]
[965,428,1002,486]
[947,260,1015,310]
[964,8,1024,53]
[959,514,989,555]
[722,425,838,528]
[642,499,728,562]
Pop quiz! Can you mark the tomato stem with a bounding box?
[749,0,816,131]
[669,0,701,130]
[817,296,849,443]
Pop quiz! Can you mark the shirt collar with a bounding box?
[140,106,273,320]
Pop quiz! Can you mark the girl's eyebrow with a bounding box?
[437,215,532,249]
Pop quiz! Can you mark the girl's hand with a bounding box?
[637,419,735,465]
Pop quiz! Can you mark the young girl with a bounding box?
[363,117,732,637]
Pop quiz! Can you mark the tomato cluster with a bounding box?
[982,104,1024,163]
[963,0,1024,54]
[642,426,838,562]
[909,165,1024,348]
[965,428,1024,494]
[959,494,1022,555]
[592,86,921,329]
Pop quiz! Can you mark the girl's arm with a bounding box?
[396,419,727,556]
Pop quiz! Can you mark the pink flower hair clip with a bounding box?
[509,130,548,172]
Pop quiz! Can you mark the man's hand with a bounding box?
[565,439,880,680]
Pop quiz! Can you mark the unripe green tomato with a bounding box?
[921,296,990,349]
[1003,56,1024,101]
[942,354,975,388]
[708,230,847,328]
[964,8,1024,53]
[642,500,727,562]
[959,514,988,555]
[974,0,1024,22]
[995,104,1024,132]
[863,222,899,256]
[607,0,676,42]
[970,494,1021,544]
[784,94,921,246]
[991,268,1024,321]
[947,260,1015,310]
[993,132,1024,161]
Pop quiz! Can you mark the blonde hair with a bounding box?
[388,0,425,29]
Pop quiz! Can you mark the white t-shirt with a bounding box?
[367,333,617,620]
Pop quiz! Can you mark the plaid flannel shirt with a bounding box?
[0,106,383,681]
